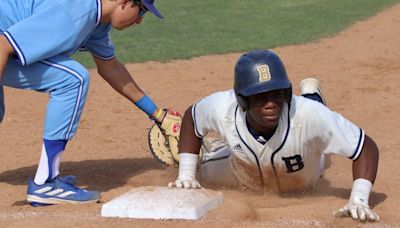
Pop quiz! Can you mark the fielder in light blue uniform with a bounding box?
[2,0,113,140]
[0,0,177,206]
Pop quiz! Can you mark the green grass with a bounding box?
[73,0,400,67]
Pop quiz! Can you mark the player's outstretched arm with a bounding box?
[93,56,147,103]
[93,56,178,121]
[94,56,183,165]
[334,135,380,222]
[168,106,203,189]
[0,35,15,82]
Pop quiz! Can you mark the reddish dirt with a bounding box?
[1,4,400,227]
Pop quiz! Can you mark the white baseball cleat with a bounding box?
[300,78,326,105]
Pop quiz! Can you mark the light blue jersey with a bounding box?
[0,0,114,66]
[0,0,115,140]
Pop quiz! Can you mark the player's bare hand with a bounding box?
[168,178,202,189]
[333,197,380,222]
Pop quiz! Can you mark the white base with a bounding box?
[101,186,223,220]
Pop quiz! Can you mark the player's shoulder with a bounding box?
[195,89,238,117]
[91,23,112,37]
[202,89,236,104]
[290,95,328,118]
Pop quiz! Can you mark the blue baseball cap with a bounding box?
[142,0,163,19]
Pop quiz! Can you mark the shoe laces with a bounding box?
[54,175,81,191]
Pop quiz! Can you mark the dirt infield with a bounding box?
[1,3,400,228]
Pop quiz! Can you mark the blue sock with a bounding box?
[43,139,67,182]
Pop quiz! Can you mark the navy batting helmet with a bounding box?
[234,50,292,110]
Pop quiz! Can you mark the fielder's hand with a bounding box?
[158,109,181,162]
[334,196,380,221]
[148,109,182,165]
[158,109,182,137]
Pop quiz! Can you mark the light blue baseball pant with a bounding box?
[0,55,89,140]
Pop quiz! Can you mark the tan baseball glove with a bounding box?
[148,110,181,165]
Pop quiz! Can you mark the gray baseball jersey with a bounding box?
[192,90,364,192]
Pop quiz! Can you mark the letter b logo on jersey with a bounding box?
[282,155,304,173]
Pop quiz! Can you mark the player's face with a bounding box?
[111,1,143,30]
[246,90,286,132]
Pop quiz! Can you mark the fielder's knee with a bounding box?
[42,61,90,140]
[66,63,90,95]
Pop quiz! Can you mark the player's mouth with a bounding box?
[262,114,279,122]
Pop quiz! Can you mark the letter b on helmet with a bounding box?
[234,50,292,110]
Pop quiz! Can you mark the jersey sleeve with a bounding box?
[81,24,115,60]
[192,90,234,138]
[3,3,80,66]
[304,100,365,160]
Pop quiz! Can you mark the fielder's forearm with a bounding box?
[178,107,202,154]
[94,56,164,120]
[94,56,146,102]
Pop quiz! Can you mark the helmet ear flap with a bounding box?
[236,95,248,111]
[284,87,292,104]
